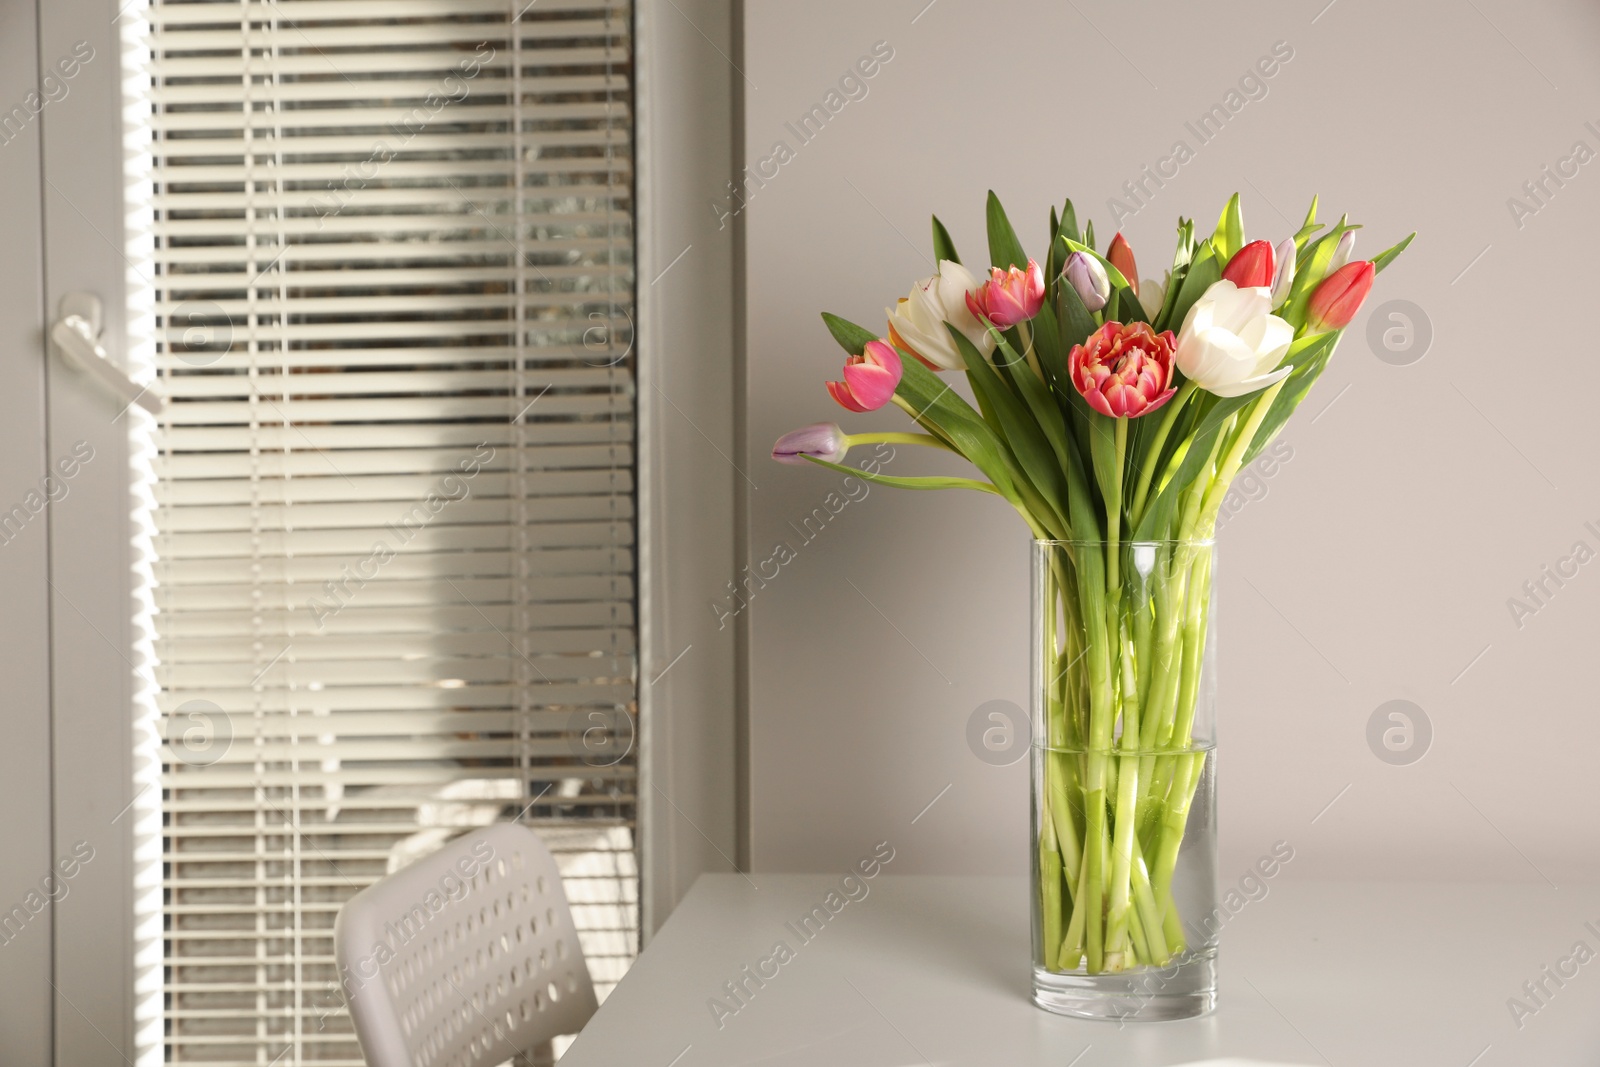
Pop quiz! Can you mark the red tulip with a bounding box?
[1306,260,1375,333]
[1068,321,1178,419]
[1107,233,1139,296]
[1221,240,1275,289]
[826,339,903,413]
[965,259,1046,328]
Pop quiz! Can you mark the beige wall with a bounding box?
[740,0,1600,884]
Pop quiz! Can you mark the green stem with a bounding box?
[1040,803,1063,970]
[889,394,954,443]
[1168,553,1212,749]
[1015,320,1047,384]
[1123,883,1152,970]
[1105,418,1127,598]
[1059,829,1091,970]
[1128,380,1197,525]
[1152,750,1208,955]
[1129,838,1171,965]
[1083,768,1108,973]
[843,430,954,450]
[1196,378,1286,530]
[1049,751,1082,895]
[1104,745,1142,962]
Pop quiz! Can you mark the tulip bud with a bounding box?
[772,422,848,466]
[1137,273,1168,321]
[1220,240,1275,289]
[1269,238,1296,307]
[1328,231,1356,272]
[1305,261,1375,333]
[1107,233,1138,296]
[826,339,903,413]
[1064,252,1110,312]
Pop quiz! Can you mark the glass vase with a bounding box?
[1031,539,1218,1021]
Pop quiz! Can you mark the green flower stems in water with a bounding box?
[1042,549,1203,973]
[1037,383,1283,975]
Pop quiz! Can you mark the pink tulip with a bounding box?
[826,339,903,413]
[1221,240,1275,289]
[1068,321,1177,419]
[965,258,1046,328]
[1306,261,1374,333]
[772,422,848,465]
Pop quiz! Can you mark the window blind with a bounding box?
[123,2,638,1063]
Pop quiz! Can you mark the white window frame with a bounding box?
[2,0,743,1063]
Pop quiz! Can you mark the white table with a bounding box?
[562,874,1600,1066]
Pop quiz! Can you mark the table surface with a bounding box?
[561,873,1600,1067]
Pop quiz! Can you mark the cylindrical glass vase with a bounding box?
[1031,539,1218,1021]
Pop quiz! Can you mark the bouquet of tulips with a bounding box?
[772,191,1412,978]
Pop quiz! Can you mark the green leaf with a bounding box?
[951,325,1071,534]
[1211,192,1244,261]
[1281,328,1339,367]
[1086,408,1121,520]
[1166,241,1219,330]
[1061,429,1102,545]
[1059,199,1081,246]
[1131,390,1254,540]
[1103,287,1121,323]
[1050,201,1081,286]
[1171,216,1196,270]
[1371,231,1416,274]
[986,190,1029,271]
[1152,267,1184,333]
[891,348,1020,500]
[802,455,1000,493]
[1283,218,1361,327]
[1125,382,1194,512]
[1052,287,1097,461]
[1032,301,1067,394]
[1139,385,1203,490]
[990,326,1071,472]
[1294,215,1359,271]
[932,215,960,266]
[1046,206,1061,282]
[821,311,879,357]
[1242,332,1342,465]
[1114,286,1147,325]
[1293,195,1321,250]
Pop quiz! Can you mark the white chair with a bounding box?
[335,822,599,1067]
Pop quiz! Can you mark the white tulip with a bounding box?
[1269,238,1297,307]
[1328,231,1356,272]
[886,259,996,371]
[1175,280,1294,398]
[1137,272,1168,321]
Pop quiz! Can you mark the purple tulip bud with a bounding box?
[1270,238,1296,307]
[772,422,848,466]
[1064,252,1110,312]
[1328,231,1356,272]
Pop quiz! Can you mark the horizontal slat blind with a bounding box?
[127,1,638,1063]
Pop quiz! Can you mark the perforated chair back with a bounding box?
[335,822,598,1067]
